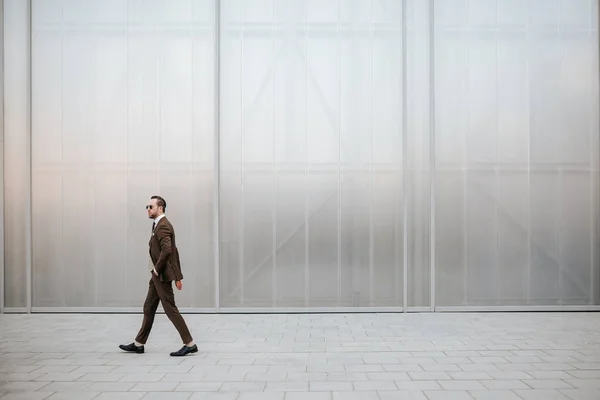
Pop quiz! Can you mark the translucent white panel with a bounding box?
[339,24,371,306]
[340,172,371,306]
[31,0,216,308]
[406,0,431,308]
[559,0,593,28]
[593,0,599,30]
[16,0,600,311]
[275,173,306,307]
[435,171,466,306]
[160,0,197,24]
[497,0,527,27]
[497,32,528,164]
[94,172,129,306]
[218,176,242,306]
[5,0,31,308]
[406,170,430,307]
[61,35,94,165]
[497,172,529,304]
[467,0,497,26]
[31,171,64,306]
[372,30,402,166]
[339,0,372,24]
[242,37,274,164]
[559,172,592,304]
[220,0,405,309]
[31,32,62,163]
[434,31,467,167]
[530,172,560,304]
[242,172,274,306]
[372,0,402,24]
[558,34,593,164]
[372,173,403,306]
[435,0,466,28]
[306,38,339,164]
[466,171,498,306]
[307,0,337,23]
[434,0,599,307]
[467,33,497,166]
[530,34,561,165]
[530,0,559,28]
[307,173,339,307]
[93,36,128,165]
[61,171,96,306]
[160,37,195,164]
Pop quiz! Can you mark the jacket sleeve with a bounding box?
[154,224,172,275]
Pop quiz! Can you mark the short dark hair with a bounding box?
[151,195,166,211]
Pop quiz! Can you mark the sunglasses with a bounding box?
[146,205,154,210]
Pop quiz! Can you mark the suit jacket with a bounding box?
[149,216,183,282]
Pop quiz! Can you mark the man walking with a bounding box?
[119,195,198,356]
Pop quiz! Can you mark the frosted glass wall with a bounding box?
[218,0,407,308]
[29,0,216,308]
[2,0,598,311]
[4,0,31,310]
[434,0,600,307]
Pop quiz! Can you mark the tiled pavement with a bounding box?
[0,312,600,399]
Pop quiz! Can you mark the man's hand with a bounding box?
[175,281,183,290]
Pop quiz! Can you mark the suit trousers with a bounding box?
[135,274,193,345]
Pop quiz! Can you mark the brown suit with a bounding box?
[150,217,183,282]
[135,216,193,345]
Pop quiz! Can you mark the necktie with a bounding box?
[152,222,155,232]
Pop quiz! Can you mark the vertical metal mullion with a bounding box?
[463,1,469,308]
[271,0,276,308]
[304,0,309,309]
[27,0,32,314]
[240,0,245,307]
[190,0,195,306]
[368,0,374,307]
[0,0,4,314]
[593,0,600,305]
[526,0,532,307]
[589,0,594,305]
[402,0,408,312]
[494,0,499,306]
[429,0,436,312]
[214,0,221,311]
[337,0,342,307]
[557,4,562,305]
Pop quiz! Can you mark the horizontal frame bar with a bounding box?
[14,305,600,314]
[2,307,28,313]
[28,307,405,314]
[435,306,600,312]
[405,307,433,313]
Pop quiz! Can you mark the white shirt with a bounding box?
[153,213,165,228]
[150,214,166,273]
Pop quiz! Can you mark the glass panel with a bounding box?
[24,0,599,310]
[434,0,599,307]
[434,8,467,306]
[498,172,529,304]
[31,0,216,308]
[220,0,404,308]
[406,0,431,308]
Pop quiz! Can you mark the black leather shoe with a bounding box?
[170,344,198,357]
[119,342,144,353]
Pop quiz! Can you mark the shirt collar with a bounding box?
[154,214,165,225]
